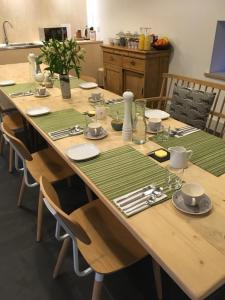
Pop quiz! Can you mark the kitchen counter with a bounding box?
[0,40,102,51]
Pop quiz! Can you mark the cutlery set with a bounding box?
[171,125,200,137]
[48,125,84,140]
[113,185,166,217]
[9,90,34,97]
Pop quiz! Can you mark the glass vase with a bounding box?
[132,99,147,144]
[59,74,71,99]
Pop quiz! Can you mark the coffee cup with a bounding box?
[181,183,205,206]
[36,86,46,96]
[88,122,103,137]
[148,118,161,132]
[89,93,101,102]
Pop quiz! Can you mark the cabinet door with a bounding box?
[123,70,144,99]
[104,64,122,95]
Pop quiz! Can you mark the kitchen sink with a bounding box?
[0,42,42,49]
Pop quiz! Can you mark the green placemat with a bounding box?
[54,77,85,89]
[0,82,37,95]
[151,131,225,176]
[77,145,176,216]
[31,108,86,133]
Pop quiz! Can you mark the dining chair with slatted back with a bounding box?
[40,176,148,300]
[2,123,74,242]
[0,105,24,172]
[141,73,225,138]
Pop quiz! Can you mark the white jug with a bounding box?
[168,146,193,169]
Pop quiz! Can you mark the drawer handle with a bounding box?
[130,60,135,66]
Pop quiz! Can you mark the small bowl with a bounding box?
[111,119,123,131]
[152,43,171,50]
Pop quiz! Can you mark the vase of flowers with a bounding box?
[38,39,85,99]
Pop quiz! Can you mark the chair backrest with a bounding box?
[40,176,91,245]
[2,123,32,161]
[159,73,225,137]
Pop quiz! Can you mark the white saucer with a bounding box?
[79,82,98,89]
[145,109,170,120]
[34,91,50,98]
[26,106,50,117]
[172,190,212,215]
[0,80,16,86]
[84,128,108,140]
[65,143,100,161]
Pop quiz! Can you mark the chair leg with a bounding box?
[53,237,71,279]
[36,189,44,242]
[17,175,25,207]
[85,184,94,202]
[8,145,14,173]
[66,176,72,188]
[0,131,4,155]
[92,273,104,300]
[152,258,163,300]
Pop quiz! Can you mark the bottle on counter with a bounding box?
[84,25,89,39]
[144,27,151,50]
[138,27,145,50]
[89,27,96,41]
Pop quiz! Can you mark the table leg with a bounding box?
[152,258,163,300]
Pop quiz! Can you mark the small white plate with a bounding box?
[26,106,50,117]
[172,190,212,215]
[145,109,170,120]
[0,80,16,86]
[79,82,98,89]
[34,91,50,98]
[65,143,100,161]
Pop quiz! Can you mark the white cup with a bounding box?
[181,183,205,206]
[148,118,161,132]
[36,86,46,96]
[88,122,103,136]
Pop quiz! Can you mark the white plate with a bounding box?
[0,80,16,86]
[65,143,100,161]
[145,109,170,120]
[79,82,98,89]
[26,106,50,117]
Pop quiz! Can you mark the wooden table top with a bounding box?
[1,63,225,300]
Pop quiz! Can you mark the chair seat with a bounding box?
[70,200,147,275]
[27,147,74,183]
[2,111,24,131]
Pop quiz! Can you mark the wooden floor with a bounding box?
[0,142,225,300]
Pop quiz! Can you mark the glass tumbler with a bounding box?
[166,164,184,191]
[132,99,147,145]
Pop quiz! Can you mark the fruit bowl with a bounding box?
[152,43,171,50]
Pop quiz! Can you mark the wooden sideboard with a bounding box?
[101,45,171,99]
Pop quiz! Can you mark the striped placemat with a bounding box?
[54,77,85,89]
[77,145,177,217]
[0,82,37,95]
[31,108,87,133]
[151,131,225,176]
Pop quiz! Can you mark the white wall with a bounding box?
[92,0,225,80]
[0,0,87,43]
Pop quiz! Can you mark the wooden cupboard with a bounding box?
[101,45,171,98]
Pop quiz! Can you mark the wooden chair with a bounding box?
[0,108,24,172]
[40,176,148,300]
[142,73,225,138]
[2,123,74,242]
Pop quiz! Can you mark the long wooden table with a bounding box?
[1,63,225,300]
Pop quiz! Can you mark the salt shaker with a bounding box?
[122,91,134,141]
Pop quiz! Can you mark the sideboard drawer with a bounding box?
[122,57,145,73]
[103,52,122,66]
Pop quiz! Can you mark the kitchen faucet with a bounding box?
[3,20,13,45]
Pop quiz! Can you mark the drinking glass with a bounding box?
[166,164,184,191]
[156,125,170,142]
